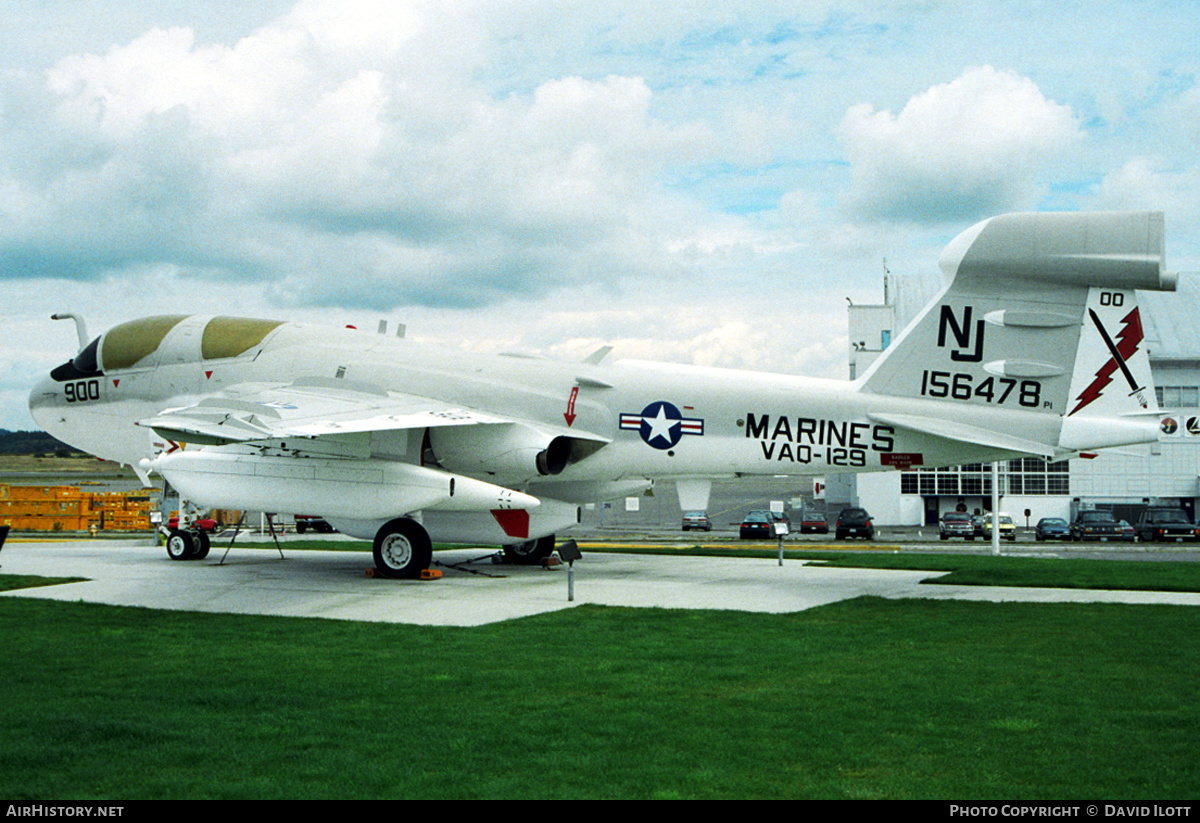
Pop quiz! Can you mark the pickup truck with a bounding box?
[1070,510,1123,542]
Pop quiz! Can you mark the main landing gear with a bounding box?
[372,518,434,579]
[369,520,558,578]
[502,535,555,565]
[165,528,211,561]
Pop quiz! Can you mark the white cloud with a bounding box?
[1089,158,1200,259]
[4,1,1200,433]
[7,5,722,310]
[837,66,1082,222]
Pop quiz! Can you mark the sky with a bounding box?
[3,0,1199,430]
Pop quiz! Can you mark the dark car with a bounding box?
[295,515,335,534]
[970,514,986,537]
[1070,510,1123,541]
[835,507,874,540]
[1034,517,1070,541]
[752,509,790,531]
[682,511,712,532]
[800,511,829,534]
[1135,508,1200,542]
[739,511,774,539]
[938,512,974,540]
[1118,520,1136,541]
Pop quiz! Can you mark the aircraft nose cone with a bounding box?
[28,374,62,433]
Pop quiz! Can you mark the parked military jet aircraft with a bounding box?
[29,211,1175,577]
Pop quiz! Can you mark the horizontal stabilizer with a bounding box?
[868,413,1056,459]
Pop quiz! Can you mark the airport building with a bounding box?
[847,274,1200,527]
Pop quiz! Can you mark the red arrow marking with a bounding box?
[564,386,579,426]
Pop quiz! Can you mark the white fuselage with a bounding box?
[30,318,1070,496]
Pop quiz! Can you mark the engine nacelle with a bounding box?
[427,423,573,483]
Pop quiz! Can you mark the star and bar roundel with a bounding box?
[619,401,704,450]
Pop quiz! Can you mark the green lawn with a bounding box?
[0,589,1197,799]
[578,543,1200,592]
[796,551,1200,592]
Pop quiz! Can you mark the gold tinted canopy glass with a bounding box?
[201,317,284,360]
[100,315,187,370]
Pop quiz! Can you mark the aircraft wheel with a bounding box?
[503,535,555,565]
[193,532,211,560]
[373,519,433,579]
[166,529,195,561]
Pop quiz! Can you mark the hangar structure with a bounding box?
[847,273,1200,527]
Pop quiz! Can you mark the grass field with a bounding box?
[1,556,1199,799]
[0,454,133,476]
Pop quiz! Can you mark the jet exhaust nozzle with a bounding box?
[536,436,571,476]
[429,424,576,483]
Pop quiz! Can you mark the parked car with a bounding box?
[1034,517,1070,541]
[751,510,790,531]
[983,512,1016,541]
[1118,520,1136,541]
[1070,510,1122,541]
[681,511,712,532]
[295,515,335,534]
[739,511,774,539]
[800,511,829,534]
[1134,507,1200,542]
[971,514,986,537]
[938,512,975,540]
[835,507,874,540]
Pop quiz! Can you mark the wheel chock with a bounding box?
[365,568,443,580]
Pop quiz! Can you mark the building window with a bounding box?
[899,459,1068,496]
[1156,386,1200,408]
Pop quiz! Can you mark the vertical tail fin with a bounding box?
[859,211,1174,429]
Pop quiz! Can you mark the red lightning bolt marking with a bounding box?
[1069,307,1144,416]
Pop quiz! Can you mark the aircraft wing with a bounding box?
[137,376,587,447]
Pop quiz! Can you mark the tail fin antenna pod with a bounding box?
[857,211,1175,426]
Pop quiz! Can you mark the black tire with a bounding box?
[166,529,195,561]
[372,519,433,579]
[503,535,555,565]
[193,532,211,560]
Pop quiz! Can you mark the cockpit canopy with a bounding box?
[50,315,284,381]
